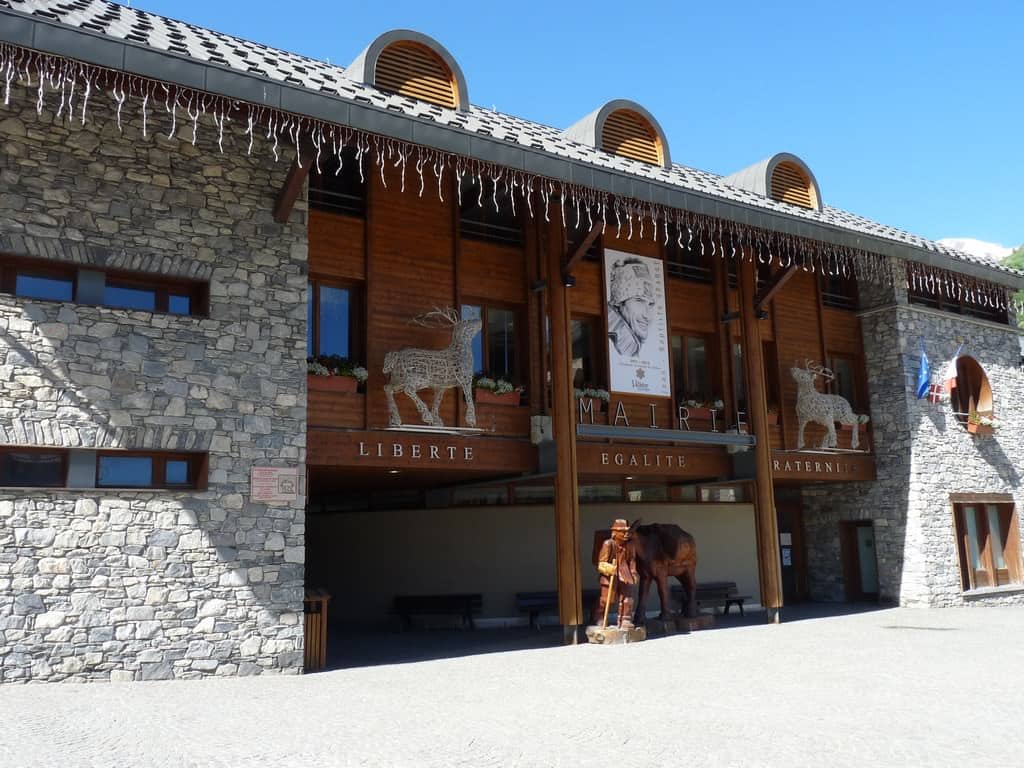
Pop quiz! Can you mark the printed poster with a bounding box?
[604,249,671,397]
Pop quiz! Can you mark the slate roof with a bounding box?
[1,0,1020,285]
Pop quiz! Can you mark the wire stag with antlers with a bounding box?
[790,360,866,450]
[383,307,482,428]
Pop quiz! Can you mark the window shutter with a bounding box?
[770,162,816,209]
[600,109,662,166]
[374,41,458,109]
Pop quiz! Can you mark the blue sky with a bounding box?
[132,0,1022,251]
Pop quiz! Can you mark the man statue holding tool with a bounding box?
[593,519,639,629]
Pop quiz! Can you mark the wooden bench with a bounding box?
[679,581,750,616]
[515,589,600,629]
[393,593,482,630]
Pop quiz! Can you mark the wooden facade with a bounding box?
[305,161,878,627]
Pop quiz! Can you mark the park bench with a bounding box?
[667,581,750,616]
[516,589,600,629]
[393,593,482,630]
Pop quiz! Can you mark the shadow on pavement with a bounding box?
[321,601,890,670]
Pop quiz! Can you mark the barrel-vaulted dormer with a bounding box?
[344,30,469,111]
[562,99,671,169]
[724,153,822,211]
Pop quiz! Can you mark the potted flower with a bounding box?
[967,411,996,436]
[838,414,870,438]
[574,385,611,412]
[474,375,523,406]
[307,355,368,393]
[766,404,780,426]
[682,398,724,426]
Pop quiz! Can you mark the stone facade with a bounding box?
[0,85,309,682]
[802,267,1024,606]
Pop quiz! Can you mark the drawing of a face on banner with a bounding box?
[604,250,671,397]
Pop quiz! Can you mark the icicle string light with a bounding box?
[0,41,1019,315]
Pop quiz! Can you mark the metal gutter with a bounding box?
[2,9,1020,290]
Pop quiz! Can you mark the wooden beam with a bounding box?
[547,201,584,639]
[272,135,316,224]
[754,264,796,313]
[737,254,784,623]
[562,219,603,282]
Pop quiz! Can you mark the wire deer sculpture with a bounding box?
[383,307,482,428]
[790,360,865,450]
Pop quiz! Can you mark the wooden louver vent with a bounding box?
[770,162,816,209]
[600,109,662,166]
[374,41,458,109]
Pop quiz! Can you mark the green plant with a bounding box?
[574,386,610,402]
[473,374,522,395]
[306,355,368,382]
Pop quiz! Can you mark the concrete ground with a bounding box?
[2,606,1023,767]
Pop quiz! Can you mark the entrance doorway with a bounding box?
[839,521,879,601]
[775,499,807,603]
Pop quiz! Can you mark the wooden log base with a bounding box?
[643,613,715,637]
[585,625,647,645]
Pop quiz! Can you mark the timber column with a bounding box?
[546,216,583,643]
[737,256,784,623]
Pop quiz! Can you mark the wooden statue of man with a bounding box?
[594,519,639,629]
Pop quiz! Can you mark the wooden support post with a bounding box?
[737,255,784,623]
[547,212,584,638]
[273,135,316,223]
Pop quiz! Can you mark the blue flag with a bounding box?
[915,340,931,399]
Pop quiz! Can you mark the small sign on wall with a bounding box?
[251,466,298,503]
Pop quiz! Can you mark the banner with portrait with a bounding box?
[603,249,671,397]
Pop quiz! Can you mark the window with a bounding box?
[600,108,663,166]
[666,224,711,283]
[0,448,67,487]
[948,356,993,427]
[374,40,458,109]
[827,353,863,411]
[308,146,366,217]
[308,279,362,361]
[96,452,204,490]
[461,304,521,382]
[954,500,1021,589]
[102,274,205,315]
[820,272,858,310]
[770,161,818,210]
[763,341,781,412]
[732,342,746,415]
[0,260,76,301]
[459,177,522,246]
[0,254,207,316]
[671,334,710,403]
[571,317,604,390]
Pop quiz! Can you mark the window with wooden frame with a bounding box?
[671,334,712,403]
[0,257,76,302]
[96,451,207,490]
[953,499,1022,590]
[102,271,208,316]
[948,356,993,428]
[762,341,781,413]
[460,303,523,384]
[307,278,364,363]
[308,146,366,218]
[826,353,865,412]
[907,266,1008,324]
[819,271,858,310]
[571,316,605,390]
[459,176,522,246]
[665,224,711,283]
[0,447,68,487]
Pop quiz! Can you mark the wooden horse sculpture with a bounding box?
[383,307,481,428]
[632,522,699,622]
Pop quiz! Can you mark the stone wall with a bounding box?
[0,84,309,681]
[802,264,1024,606]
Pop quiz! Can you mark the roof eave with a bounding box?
[2,9,1021,292]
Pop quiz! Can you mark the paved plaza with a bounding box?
[1,606,1023,767]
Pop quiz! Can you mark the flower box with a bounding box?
[766,411,779,426]
[475,388,521,406]
[308,374,358,393]
[685,406,714,422]
[967,421,993,436]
